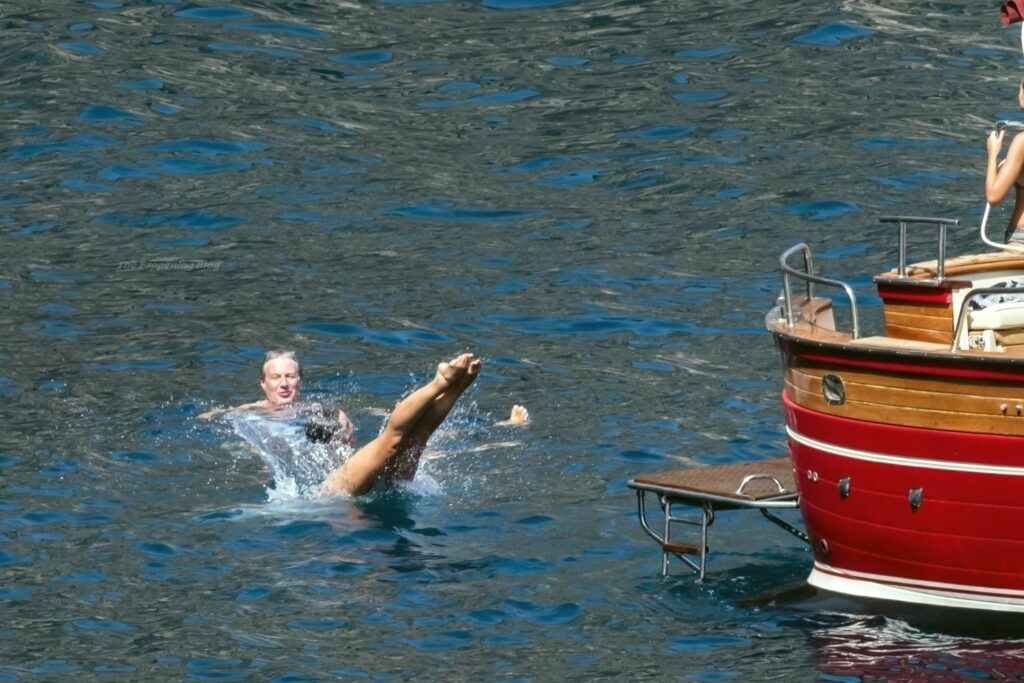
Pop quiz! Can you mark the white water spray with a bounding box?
[227,411,349,501]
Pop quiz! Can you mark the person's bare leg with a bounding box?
[390,356,482,481]
[322,354,475,496]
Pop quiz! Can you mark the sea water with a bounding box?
[5,0,1024,679]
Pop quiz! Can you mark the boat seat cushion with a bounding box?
[969,302,1024,330]
[968,279,1024,330]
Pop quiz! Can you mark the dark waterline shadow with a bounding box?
[748,583,1024,639]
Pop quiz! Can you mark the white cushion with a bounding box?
[969,301,1024,330]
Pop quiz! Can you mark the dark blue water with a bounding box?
[4,0,1024,679]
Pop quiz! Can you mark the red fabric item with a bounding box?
[1003,0,1024,27]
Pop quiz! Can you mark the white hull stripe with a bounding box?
[786,426,1024,477]
[810,563,1024,612]
[813,561,1024,598]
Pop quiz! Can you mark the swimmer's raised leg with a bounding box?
[389,355,482,481]
[322,354,477,496]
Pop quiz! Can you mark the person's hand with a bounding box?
[198,407,226,421]
[988,129,1006,158]
[336,409,356,444]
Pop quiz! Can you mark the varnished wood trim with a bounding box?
[786,380,1024,435]
[943,259,1024,277]
[998,330,1024,346]
[788,368,1024,415]
[884,324,952,344]
[874,277,973,291]
[883,302,952,320]
[792,364,1024,396]
[776,320,852,344]
[881,253,1024,279]
[885,311,953,333]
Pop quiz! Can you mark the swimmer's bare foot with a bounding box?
[459,356,482,390]
[496,404,530,426]
[434,353,477,390]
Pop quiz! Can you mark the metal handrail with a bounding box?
[951,286,1024,352]
[980,203,1024,254]
[780,243,861,339]
[878,215,959,280]
[735,474,785,497]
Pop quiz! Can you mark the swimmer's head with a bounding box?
[260,349,301,407]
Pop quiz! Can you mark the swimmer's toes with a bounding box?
[439,352,477,385]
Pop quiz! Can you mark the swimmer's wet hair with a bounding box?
[261,349,300,379]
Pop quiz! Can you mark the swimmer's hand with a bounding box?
[988,129,1006,158]
[337,409,355,445]
[305,410,356,445]
[199,402,267,420]
[305,421,336,443]
[198,407,228,421]
[495,404,530,427]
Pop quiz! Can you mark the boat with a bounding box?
[630,211,1024,613]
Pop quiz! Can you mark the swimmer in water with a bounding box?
[200,350,528,495]
[986,80,1024,244]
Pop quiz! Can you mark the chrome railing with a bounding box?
[780,243,860,339]
[878,215,959,281]
[980,203,1024,254]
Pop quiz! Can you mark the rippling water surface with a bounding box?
[4,0,1024,679]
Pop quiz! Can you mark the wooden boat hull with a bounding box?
[778,335,1024,611]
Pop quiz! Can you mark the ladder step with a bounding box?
[662,542,701,556]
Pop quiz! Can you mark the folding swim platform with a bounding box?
[628,457,806,580]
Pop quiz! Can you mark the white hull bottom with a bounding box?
[808,563,1024,613]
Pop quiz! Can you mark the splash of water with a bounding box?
[227,410,348,500]
[221,392,513,505]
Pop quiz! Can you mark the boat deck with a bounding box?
[630,457,798,509]
[628,457,804,579]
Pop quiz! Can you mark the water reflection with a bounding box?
[750,586,1024,679]
[811,613,1024,681]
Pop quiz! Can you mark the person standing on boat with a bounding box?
[201,350,528,496]
[985,81,1024,244]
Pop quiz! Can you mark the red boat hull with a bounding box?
[784,392,1024,609]
[767,249,1024,610]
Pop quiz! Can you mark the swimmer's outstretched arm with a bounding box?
[198,401,265,420]
[986,130,1024,204]
[323,354,478,496]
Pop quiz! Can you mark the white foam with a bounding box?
[228,410,349,500]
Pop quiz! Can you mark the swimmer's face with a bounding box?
[260,356,301,407]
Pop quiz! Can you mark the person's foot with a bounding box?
[435,352,477,389]
[460,356,482,390]
[497,404,529,426]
